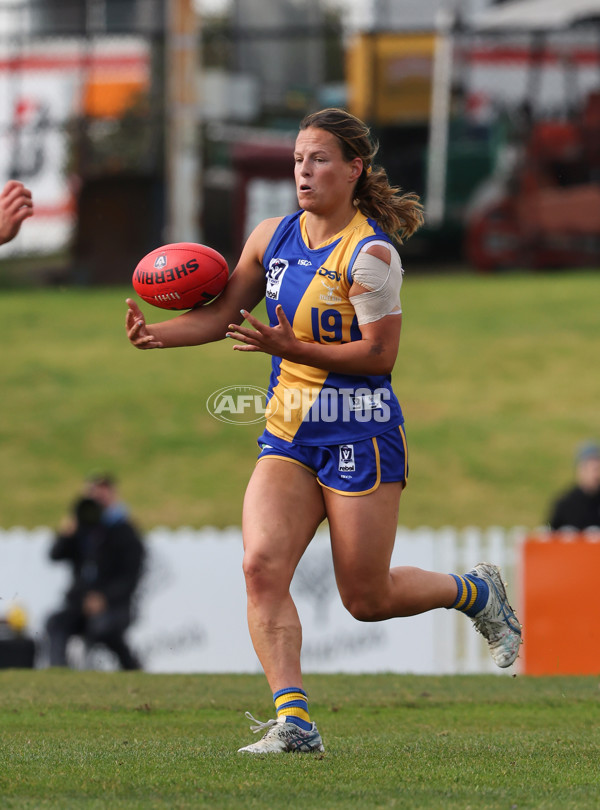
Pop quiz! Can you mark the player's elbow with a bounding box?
[366,343,396,375]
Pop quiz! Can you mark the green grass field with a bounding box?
[1,670,598,809]
[1,270,599,530]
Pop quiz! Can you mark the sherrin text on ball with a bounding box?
[132,242,229,310]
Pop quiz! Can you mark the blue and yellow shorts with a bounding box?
[256,425,408,496]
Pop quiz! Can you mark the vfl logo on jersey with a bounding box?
[338,444,355,473]
[266,258,289,300]
[154,253,167,269]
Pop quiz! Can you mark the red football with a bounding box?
[132,242,229,310]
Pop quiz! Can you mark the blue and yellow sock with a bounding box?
[273,687,311,731]
[449,572,489,617]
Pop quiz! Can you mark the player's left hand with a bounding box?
[226,306,299,359]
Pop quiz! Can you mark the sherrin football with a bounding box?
[132,242,229,310]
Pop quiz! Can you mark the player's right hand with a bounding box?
[126,298,164,349]
[0,180,34,244]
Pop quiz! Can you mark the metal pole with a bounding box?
[164,0,201,243]
[425,2,455,227]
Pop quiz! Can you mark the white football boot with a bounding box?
[237,712,325,754]
[469,562,523,668]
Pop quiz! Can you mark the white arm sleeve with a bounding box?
[349,242,403,325]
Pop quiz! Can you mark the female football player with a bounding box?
[126,108,521,754]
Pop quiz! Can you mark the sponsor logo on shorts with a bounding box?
[266,258,288,300]
[207,385,277,424]
[338,444,355,472]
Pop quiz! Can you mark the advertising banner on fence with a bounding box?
[0,526,522,675]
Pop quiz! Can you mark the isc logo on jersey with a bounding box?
[338,444,355,472]
[266,258,288,300]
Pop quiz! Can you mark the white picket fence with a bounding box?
[0,526,526,675]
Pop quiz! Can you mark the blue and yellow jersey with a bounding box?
[261,208,404,445]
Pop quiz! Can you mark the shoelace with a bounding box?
[476,570,520,627]
[244,711,279,735]
[472,598,520,642]
[473,617,510,644]
[472,612,502,640]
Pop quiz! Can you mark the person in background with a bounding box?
[85,472,131,528]
[548,441,600,530]
[0,180,33,244]
[46,475,145,670]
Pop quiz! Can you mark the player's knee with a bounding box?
[340,588,389,622]
[242,550,285,598]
